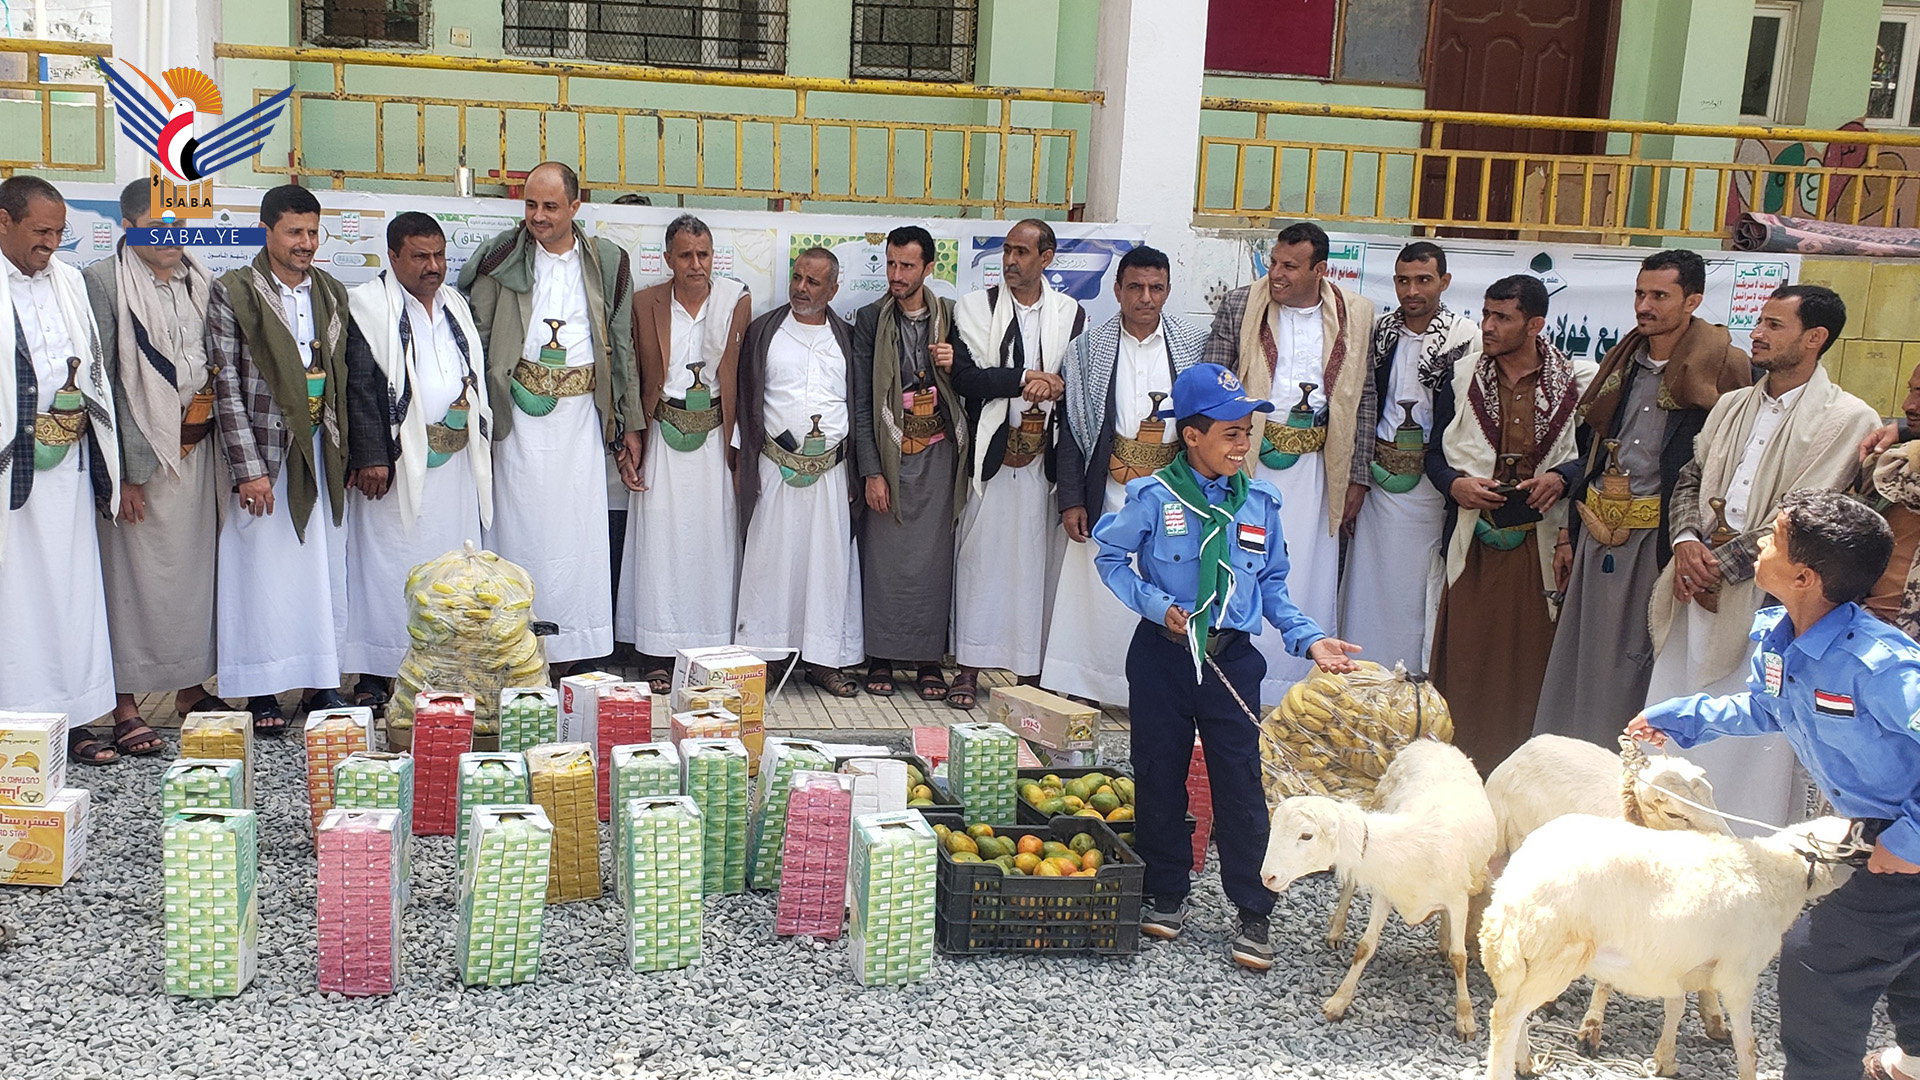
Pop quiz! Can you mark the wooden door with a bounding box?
[1421,0,1621,230]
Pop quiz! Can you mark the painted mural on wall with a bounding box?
[1728,120,1920,228]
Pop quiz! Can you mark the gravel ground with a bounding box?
[0,729,1870,1080]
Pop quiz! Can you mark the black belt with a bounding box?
[1151,620,1247,657]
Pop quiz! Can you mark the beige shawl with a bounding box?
[116,248,212,479]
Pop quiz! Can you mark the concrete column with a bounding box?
[109,0,224,185]
[1083,0,1208,241]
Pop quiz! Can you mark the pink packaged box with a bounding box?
[316,808,404,996]
[774,771,854,940]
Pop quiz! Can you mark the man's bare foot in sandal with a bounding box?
[68,726,120,766]
[805,663,860,698]
[948,668,980,710]
[108,696,164,756]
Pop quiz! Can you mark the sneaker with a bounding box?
[1230,912,1274,971]
[1140,896,1189,940]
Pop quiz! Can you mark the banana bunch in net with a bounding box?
[389,542,548,741]
[1259,660,1452,807]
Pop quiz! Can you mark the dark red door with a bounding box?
[1421,0,1621,229]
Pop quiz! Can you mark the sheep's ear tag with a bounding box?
[1762,651,1784,697]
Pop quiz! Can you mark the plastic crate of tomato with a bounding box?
[924,812,1145,956]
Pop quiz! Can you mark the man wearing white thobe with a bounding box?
[0,175,120,763]
[1044,245,1206,706]
[619,214,751,691]
[733,247,864,695]
[341,212,492,703]
[1204,222,1377,702]
[1338,242,1478,674]
[949,219,1086,709]
[459,161,642,671]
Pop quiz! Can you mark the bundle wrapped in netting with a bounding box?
[1259,660,1453,807]
[387,542,548,742]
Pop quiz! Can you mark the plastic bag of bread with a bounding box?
[387,542,548,746]
[1259,660,1452,807]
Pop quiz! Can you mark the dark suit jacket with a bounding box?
[735,304,861,532]
[949,286,1086,484]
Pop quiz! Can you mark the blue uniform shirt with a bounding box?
[1645,603,1920,863]
[1091,471,1327,658]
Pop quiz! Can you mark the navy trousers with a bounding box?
[1125,620,1274,916]
[1779,868,1920,1079]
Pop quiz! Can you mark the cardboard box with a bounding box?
[558,671,622,745]
[304,708,373,831]
[182,711,254,807]
[162,807,258,997]
[840,758,908,815]
[526,743,600,903]
[672,647,767,770]
[986,685,1098,752]
[775,771,854,939]
[457,804,552,987]
[592,683,658,822]
[316,808,404,996]
[621,795,704,972]
[455,753,530,872]
[680,738,749,896]
[669,707,741,747]
[948,722,1018,826]
[412,693,475,836]
[161,759,246,817]
[848,811,935,986]
[612,742,681,903]
[673,684,744,716]
[0,786,87,886]
[0,712,65,807]
[332,752,415,894]
[747,738,832,890]
[498,686,559,754]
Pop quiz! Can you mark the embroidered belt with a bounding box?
[1003,423,1046,469]
[902,410,945,441]
[426,418,470,458]
[32,409,88,470]
[1372,437,1424,478]
[1109,431,1178,484]
[763,436,846,478]
[513,358,596,400]
[653,397,721,451]
[1263,420,1328,457]
[1582,492,1662,531]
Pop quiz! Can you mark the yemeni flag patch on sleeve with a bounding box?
[1813,690,1856,717]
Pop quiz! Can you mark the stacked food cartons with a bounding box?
[747,738,832,890]
[621,795,704,972]
[680,738,748,896]
[0,711,66,807]
[948,722,1018,824]
[160,759,246,816]
[332,752,415,891]
[526,743,600,903]
[455,753,530,871]
[316,808,404,995]
[611,743,680,903]
[847,811,936,986]
[497,687,558,754]
[161,808,258,997]
[456,805,553,987]
[304,708,373,831]
[591,683,655,821]
[774,771,854,939]
[411,693,475,835]
[0,786,87,887]
[181,711,253,806]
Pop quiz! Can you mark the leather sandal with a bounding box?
[947,671,979,710]
[805,664,860,698]
[111,716,165,756]
[68,727,120,766]
[915,665,949,701]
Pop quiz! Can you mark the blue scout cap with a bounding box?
[1164,362,1277,421]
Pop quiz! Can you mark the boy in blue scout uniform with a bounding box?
[1627,489,1920,1080]
[1094,361,1362,971]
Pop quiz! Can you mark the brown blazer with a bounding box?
[633,279,753,451]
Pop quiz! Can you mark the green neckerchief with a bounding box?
[1153,450,1249,680]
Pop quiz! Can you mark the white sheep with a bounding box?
[1479,813,1850,1080]
[1261,738,1496,1040]
[1484,734,1733,1050]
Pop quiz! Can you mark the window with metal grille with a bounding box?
[850,0,977,83]
[503,0,788,72]
[302,0,428,47]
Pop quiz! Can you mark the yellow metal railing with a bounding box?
[1198,99,1920,242]
[214,44,1100,213]
[0,37,110,178]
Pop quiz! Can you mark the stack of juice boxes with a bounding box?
[847,811,936,986]
[621,795,704,972]
[680,738,749,895]
[526,743,600,902]
[162,808,258,997]
[611,743,680,903]
[455,753,530,871]
[316,807,404,995]
[497,686,558,754]
[456,805,553,987]
[411,693,475,835]
[304,707,372,831]
[774,771,854,939]
[747,737,832,889]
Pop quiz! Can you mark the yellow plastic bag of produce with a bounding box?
[1259,660,1452,807]
[388,542,548,744]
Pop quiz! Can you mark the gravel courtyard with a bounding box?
[2,726,1837,1080]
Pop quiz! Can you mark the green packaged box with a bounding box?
[612,743,680,904]
[160,759,246,817]
[848,811,935,987]
[679,738,748,896]
[332,752,415,891]
[457,805,553,987]
[456,753,530,872]
[498,686,558,755]
[162,808,258,998]
[622,795,703,972]
[949,722,1019,826]
[746,737,832,890]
